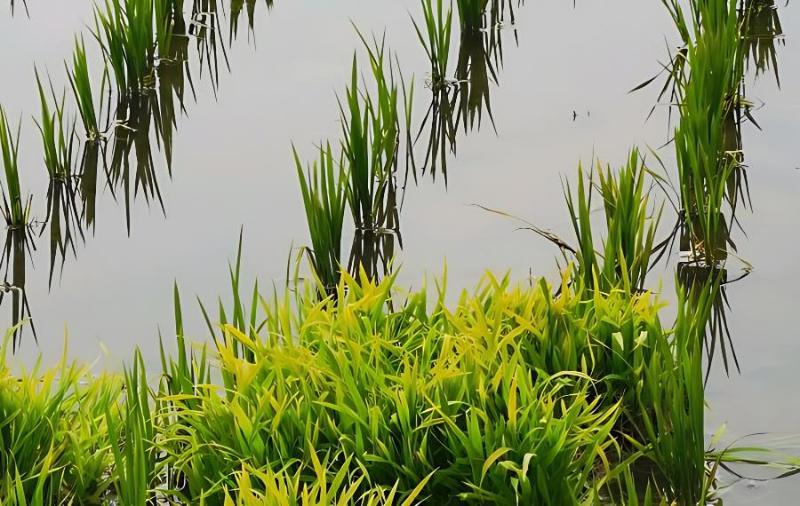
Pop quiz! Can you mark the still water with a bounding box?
[1,1,798,503]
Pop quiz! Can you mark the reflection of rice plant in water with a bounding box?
[107,93,166,235]
[8,0,27,16]
[34,70,86,287]
[229,0,274,43]
[190,0,230,93]
[741,0,785,85]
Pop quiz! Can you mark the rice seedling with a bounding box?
[0,331,123,503]
[107,349,159,506]
[294,142,347,295]
[411,0,453,90]
[0,106,35,349]
[526,149,667,293]
[66,36,109,142]
[638,0,749,265]
[0,107,31,230]
[628,281,714,504]
[94,0,156,94]
[339,35,403,239]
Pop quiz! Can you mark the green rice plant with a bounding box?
[0,106,31,229]
[339,38,402,237]
[0,331,123,503]
[411,0,453,89]
[94,0,176,94]
[294,143,347,295]
[670,0,744,265]
[107,349,159,506]
[66,36,109,141]
[561,150,665,293]
[628,280,714,505]
[455,0,487,33]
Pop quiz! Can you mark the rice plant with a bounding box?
[669,0,745,265]
[0,331,123,503]
[515,149,667,293]
[92,0,179,95]
[0,107,31,230]
[339,36,403,238]
[295,143,347,295]
[66,36,109,142]
[107,349,159,506]
[0,107,35,349]
[412,0,453,90]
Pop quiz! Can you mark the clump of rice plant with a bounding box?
[339,41,401,236]
[93,0,176,94]
[66,36,109,142]
[0,331,123,502]
[0,107,31,230]
[412,0,453,89]
[294,143,347,295]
